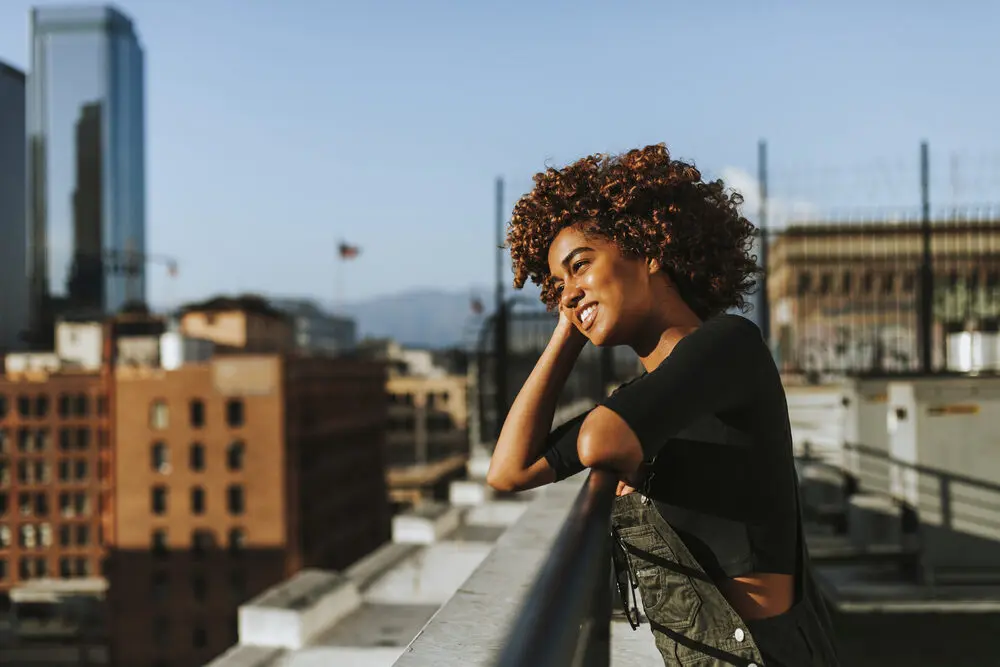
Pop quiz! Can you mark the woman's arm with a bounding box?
[577,315,766,477]
[486,311,587,492]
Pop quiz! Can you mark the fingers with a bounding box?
[616,481,637,496]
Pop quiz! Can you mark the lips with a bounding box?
[577,302,598,331]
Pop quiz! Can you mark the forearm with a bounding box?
[487,325,585,490]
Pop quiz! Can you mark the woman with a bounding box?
[486,144,840,666]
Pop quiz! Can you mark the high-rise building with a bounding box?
[0,61,28,353]
[27,5,146,343]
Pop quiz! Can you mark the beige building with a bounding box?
[768,220,1000,373]
[179,295,294,353]
[109,354,391,667]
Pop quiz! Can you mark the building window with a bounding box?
[34,493,48,517]
[225,399,244,428]
[0,526,10,548]
[17,396,30,418]
[19,492,30,516]
[149,400,169,430]
[228,528,245,554]
[17,461,29,484]
[17,429,30,453]
[60,525,71,547]
[58,492,71,517]
[57,394,71,418]
[60,557,72,578]
[882,273,895,294]
[192,574,207,602]
[0,493,6,516]
[189,443,205,472]
[39,523,52,547]
[226,485,244,515]
[151,486,168,515]
[74,394,89,417]
[0,428,7,454]
[191,487,205,515]
[34,395,49,418]
[19,525,35,548]
[76,525,89,546]
[58,460,70,482]
[34,461,49,483]
[19,558,30,580]
[74,460,88,481]
[192,529,215,557]
[230,570,247,603]
[35,558,47,577]
[73,493,88,516]
[76,428,90,450]
[59,429,72,451]
[152,529,168,556]
[75,558,89,576]
[226,441,245,471]
[151,442,170,473]
[190,400,205,428]
[152,571,169,602]
[862,272,874,293]
[0,396,7,418]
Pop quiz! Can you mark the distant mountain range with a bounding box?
[330,284,545,349]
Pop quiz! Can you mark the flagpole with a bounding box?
[336,239,344,312]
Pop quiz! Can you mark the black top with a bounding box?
[543,314,799,580]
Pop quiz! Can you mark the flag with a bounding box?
[167,261,179,278]
[339,242,361,260]
[470,297,484,315]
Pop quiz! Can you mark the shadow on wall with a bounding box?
[106,547,287,667]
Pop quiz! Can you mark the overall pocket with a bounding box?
[615,523,703,630]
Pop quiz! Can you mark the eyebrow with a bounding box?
[560,246,593,269]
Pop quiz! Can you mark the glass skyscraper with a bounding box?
[27,5,146,339]
[0,61,28,352]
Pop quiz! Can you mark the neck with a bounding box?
[631,293,703,372]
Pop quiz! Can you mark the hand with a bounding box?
[555,305,587,349]
[616,480,637,496]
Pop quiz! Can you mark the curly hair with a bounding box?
[506,143,760,319]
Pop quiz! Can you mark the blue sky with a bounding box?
[2,1,999,307]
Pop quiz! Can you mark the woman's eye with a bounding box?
[572,260,588,272]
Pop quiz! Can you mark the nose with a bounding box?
[560,282,584,311]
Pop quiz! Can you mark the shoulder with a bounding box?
[673,314,766,357]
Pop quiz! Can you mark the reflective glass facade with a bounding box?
[27,6,145,335]
[0,62,28,351]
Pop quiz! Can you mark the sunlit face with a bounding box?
[547,225,657,347]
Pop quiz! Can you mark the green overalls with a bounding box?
[611,483,841,666]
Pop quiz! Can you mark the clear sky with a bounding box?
[2,1,999,307]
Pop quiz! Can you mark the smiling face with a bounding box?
[547,224,660,347]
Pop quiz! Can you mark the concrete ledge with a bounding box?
[238,570,362,650]
[392,476,586,667]
[392,503,462,544]
[449,479,492,506]
[345,542,422,591]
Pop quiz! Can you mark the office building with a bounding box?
[270,297,357,356]
[767,220,1000,374]
[27,5,146,342]
[0,61,28,353]
[179,295,295,354]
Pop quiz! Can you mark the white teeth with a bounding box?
[580,304,597,325]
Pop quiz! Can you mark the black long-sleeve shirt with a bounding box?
[543,314,799,579]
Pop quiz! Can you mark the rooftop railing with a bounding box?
[493,469,617,667]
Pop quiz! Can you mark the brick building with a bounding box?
[0,371,109,588]
[108,354,391,667]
